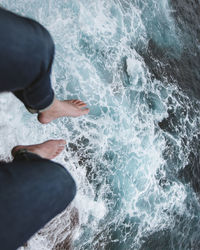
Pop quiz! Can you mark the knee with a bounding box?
[45,161,77,209]
[41,25,55,65]
[28,19,55,70]
[58,165,77,205]
[38,24,55,69]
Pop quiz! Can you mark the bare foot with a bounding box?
[38,99,89,124]
[12,139,66,160]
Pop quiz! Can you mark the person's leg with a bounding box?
[0,7,89,121]
[0,7,55,111]
[0,150,76,250]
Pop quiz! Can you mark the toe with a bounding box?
[57,145,65,152]
[58,139,66,145]
[58,147,65,153]
[71,99,78,104]
[82,108,90,115]
[75,100,83,105]
[78,103,87,107]
[73,100,87,106]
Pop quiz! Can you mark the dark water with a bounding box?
[138,0,200,195]
[137,0,200,100]
[136,1,200,249]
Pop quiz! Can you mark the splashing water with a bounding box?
[0,0,200,249]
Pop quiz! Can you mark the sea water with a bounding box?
[0,0,200,249]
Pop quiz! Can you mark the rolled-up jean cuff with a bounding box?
[13,149,42,161]
[26,94,55,114]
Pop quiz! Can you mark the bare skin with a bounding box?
[11,139,66,160]
[38,99,90,124]
[12,100,89,158]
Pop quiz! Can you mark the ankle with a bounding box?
[41,99,60,114]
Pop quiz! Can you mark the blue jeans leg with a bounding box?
[0,7,55,111]
[0,152,76,250]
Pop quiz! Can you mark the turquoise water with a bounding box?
[0,0,200,249]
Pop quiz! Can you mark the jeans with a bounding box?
[0,7,54,111]
[0,152,76,250]
[0,7,77,250]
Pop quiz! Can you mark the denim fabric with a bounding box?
[0,7,55,111]
[0,151,76,250]
[0,7,77,250]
